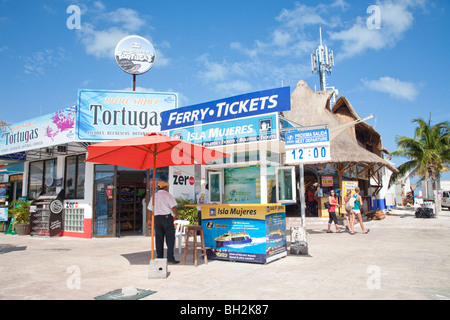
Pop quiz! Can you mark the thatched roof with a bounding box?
[283,80,398,173]
[332,96,388,155]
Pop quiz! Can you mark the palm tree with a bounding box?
[389,116,450,211]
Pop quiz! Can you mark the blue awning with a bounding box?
[0,162,24,175]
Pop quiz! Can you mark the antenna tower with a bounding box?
[311,27,338,106]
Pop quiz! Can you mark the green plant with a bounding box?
[175,197,198,225]
[8,200,31,224]
[390,116,450,188]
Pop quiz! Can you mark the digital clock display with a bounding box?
[285,145,331,163]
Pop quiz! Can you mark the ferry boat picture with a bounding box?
[215,232,252,247]
[268,229,284,240]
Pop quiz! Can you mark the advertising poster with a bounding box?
[76,89,178,141]
[0,107,75,155]
[201,205,286,264]
[0,207,8,222]
[224,166,260,204]
[321,176,334,187]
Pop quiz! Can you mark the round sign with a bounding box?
[50,199,63,214]
[115,35,156,75]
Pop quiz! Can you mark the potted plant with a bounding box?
[9,200,31,235]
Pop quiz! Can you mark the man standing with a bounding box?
[148,181,179,264]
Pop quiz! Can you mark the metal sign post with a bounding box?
[114,35,156,92]
[285,127,331,225]
[283,125,330,255]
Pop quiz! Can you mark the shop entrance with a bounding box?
[93,165,146,237]
[304,168,320,217]
[93,164,169,237]
[116,167,146,236]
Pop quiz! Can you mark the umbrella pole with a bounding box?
[151,157,156,260]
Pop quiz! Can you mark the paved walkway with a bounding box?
[1,208,450,301]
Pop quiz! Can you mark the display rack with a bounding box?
[117,183,145,232]
[30,190,65,237]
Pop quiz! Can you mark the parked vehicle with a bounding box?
[442,190,450,209]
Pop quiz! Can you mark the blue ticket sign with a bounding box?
[161,87,290,131]
[285,128,329,147]
[169,113,278,147]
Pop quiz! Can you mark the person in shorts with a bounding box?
[327,189,342,233]
[352,187,369,234]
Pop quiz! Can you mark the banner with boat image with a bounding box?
[200,204,287,263]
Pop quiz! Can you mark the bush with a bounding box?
[8,200,31,224]
[176,197,198,225]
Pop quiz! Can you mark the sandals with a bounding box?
[364,229,370,234]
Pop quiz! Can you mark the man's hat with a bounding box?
[158,181,169,188]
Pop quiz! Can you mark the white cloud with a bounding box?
[78,24,128,58]
[232,2,343,59]
[196,55,254,96]
[361,76,419,101]
[103,8,146,32]
[214,80,253,96]
[196,2,345,94]
[23,48,68,76]
[195,0,426,96]
[197,54,229,82]
[76,3,169,67]
[330,0,426,59]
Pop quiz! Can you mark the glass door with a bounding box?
[276,167,297,204]
[93,165,117,237]
[208,171,223,203]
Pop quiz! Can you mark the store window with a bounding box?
[28,159,57,200]
[65,154,86,199]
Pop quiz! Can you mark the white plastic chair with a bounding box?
[174,220,190,254]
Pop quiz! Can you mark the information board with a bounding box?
[285,128,331,164]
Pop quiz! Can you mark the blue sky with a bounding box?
[1,0,449,181]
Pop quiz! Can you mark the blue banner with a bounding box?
[285,128,329,147]
[161,87,290,131]
[169,113,277,147]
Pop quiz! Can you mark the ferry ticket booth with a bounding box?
[0,87,296,246]
[162,87,296,263]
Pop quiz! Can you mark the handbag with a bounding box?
[345,196,356,212]
[324,201,330,209]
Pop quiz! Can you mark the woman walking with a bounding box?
[345,188,369,235]
[327,190,342,233]
[353,187,369,234]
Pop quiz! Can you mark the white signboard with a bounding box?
[0,107,76,155]
[115,35,155,75]
[285,128,331,164]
